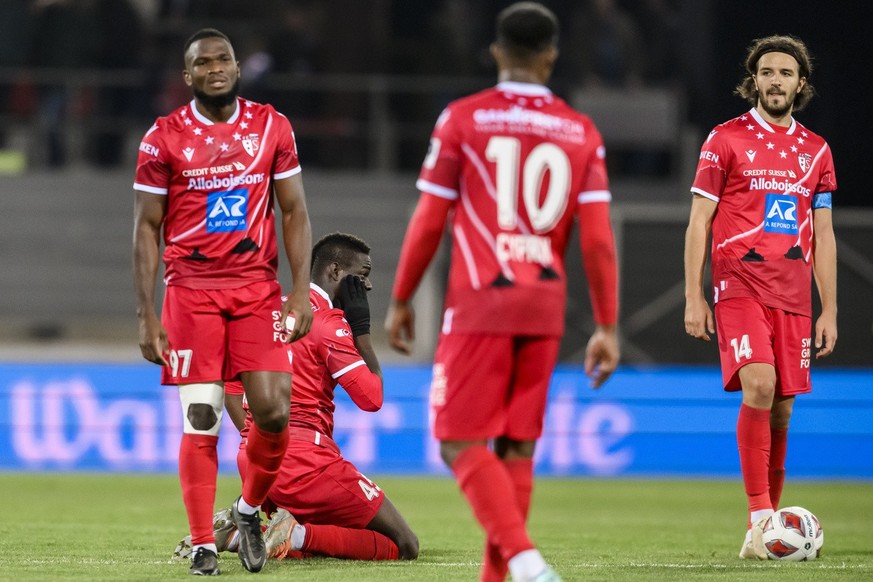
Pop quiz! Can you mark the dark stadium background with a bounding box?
[0,0,869,366]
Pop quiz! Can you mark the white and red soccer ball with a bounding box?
[761,506,823,561]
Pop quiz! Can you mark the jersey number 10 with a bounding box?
[486,136,571,233]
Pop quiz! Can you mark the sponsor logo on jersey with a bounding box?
[336,328,352,337]
[472,106,584,139]
[187,173,265,191]
[206,188,248,233]
[241,134,260,157]
[699,150,719,163]
[798,152,812,173]
[764,193,799,234]
[750,177,811,197]
[139,142,160,157]
[182,147,195,161]
[745,149,756,162]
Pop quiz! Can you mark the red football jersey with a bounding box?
[287,284,379,438]
[416,82,611,335]
[691,108,837,315]
[133,98,301,289]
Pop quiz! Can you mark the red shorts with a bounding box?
[715,297,812,395]
[239,422,383,528]
[431,333,560,441]
[160,280,292,385]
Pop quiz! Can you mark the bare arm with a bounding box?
[812,208,837,357]
[684,194,718,342]
[133,191,169,366]
[275,173,313,342]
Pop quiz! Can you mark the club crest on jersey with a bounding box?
[241,134,260,157]
[798,152,812,173]
[206,188,248,233]
[764,193,798,234]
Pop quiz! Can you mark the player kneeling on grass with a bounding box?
[174,233,418,568]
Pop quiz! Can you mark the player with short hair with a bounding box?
[385,4,620,581]
[133,28,313,575]
[683,35,837,559]
[175,232,419,565]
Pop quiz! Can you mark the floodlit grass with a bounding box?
[1,473,870,580]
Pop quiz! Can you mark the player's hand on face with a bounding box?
[584,325,619,389]
[684,296,715,342]
[138,315,169,366]
[281,290,313,343]
[339,274,371,337]
[385,299,414,355]
[814,312,837,358]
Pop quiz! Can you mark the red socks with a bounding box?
[179,433,219,545]
[769,427,788,509]
[301,524,399,560]
[481,458,533,582]
[241,424,288,507]
[452,446,534,566]
[737,404,772,522]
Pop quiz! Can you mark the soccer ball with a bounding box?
[761,506,823,561]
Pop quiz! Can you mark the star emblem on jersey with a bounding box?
[798,152,812,173]
[745,149,756,162]
[242,134,260,157]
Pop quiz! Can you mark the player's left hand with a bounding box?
[584,324,620,389]
[814,311,837,358]
[281,289,313,343]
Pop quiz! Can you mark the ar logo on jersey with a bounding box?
[764,193,798,234]
[206,189,248,233]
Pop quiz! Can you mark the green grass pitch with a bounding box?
[0,473,870,580]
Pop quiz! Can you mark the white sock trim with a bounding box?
[236,497,260,515]
[508,548,547,582]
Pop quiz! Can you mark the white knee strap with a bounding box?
[179,382,225,436]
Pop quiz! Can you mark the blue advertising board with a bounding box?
[1,363,870,478]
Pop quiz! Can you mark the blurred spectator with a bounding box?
[29,0,95,167]
[564,0,645,90]
[87,0,146,167]
[0,0,33,147]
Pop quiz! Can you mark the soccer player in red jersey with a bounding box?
[683,35,838,559]
[385,4,620,581]
[177,233,419,565]
[133,28,313,575]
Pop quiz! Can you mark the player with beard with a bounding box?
[133,28,313,575]
[683,35,838,559]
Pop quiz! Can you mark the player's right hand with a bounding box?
[385,299,414,355]
[138,314,169,366]
[684,295,715,342]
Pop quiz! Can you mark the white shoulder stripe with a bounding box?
[417,179,458,200]
[578,190,611,204]
[332,360,367,379]
[274,166,302,180]
[133,183,168,195]
[690,187,719,202]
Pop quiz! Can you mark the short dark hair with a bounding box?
[495,2,558,60]
[311,232,371,274]
[735,35,816,111]
[183,28,233,58]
